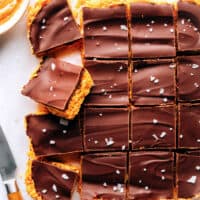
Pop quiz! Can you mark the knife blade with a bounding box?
[0,125,23,200]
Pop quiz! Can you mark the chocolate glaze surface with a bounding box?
[22,57,83,110]
[177,153,200,198]
[131,106,176,149]
[179,104,200,148]
[84,60,129,106]
[26,114,83,156]
[84,108,129,151]
[82,153,126,200]
[30,0,81,55]
[177,1,200,51]
[132,59,176,106]
[129,151,174,200]
[32,160,78,200]
[83,5,129,59]
[177,56,200,102]
[131,3,176,59]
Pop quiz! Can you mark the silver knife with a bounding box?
[0,126,23,200]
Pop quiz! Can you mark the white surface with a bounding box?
[0,0,30,34]
[0,2,37,199]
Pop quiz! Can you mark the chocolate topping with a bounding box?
[131,106,176,149]
[129,151,174,199]
[132,59,176,106]
[177,56,200,102]
[177,1,200,52]
[84,108,129,151]
[82,153,126,200]
[177,152,200,198]
[32,160,78,200]
[178,104,200,148]
[83,5,129,59]
[26,114,83,156]
[131,3,176,59]
[84,60,129,106]
[30,0,81,55]
[22,57,83,110]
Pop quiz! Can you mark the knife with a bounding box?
[0,126,23,200]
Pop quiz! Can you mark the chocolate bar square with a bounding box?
[132,59,176,106]
[177,1,200,52]
[128,151,174,199]
[81,153,127,200]
[84,108,129,151]
[131,2,176,59]
[84,60,129,106]
[177,152,200,199]
[177,56,200,102]
[178,104,200,149]
[26,114,83,156]
[131,106,176,149]
[83,5,129,59]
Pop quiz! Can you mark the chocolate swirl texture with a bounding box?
[84,108,129,151]
[84,60,129,106]
[128,151,174,200]
[26,114,83,156]
[132,59,176,106]
[83,5,129,59]
[30,0,81,55]
[178,104,200,149]
[81,153,126,200]
[22,57,83,111]
[131,106,176,149]
[32,160,78,200]
[177,1,200,52]
[131,3,176,59]
[177,152,200,199]
[177,56,200,102]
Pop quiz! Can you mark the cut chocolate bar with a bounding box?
[128,151,174,200]
[22,57,93,119]
[84,60,129,106]
[81,153,127,200]
[28,0,81,56]
[26,114,83,157]
[177,1,200,52]
[83,5,129,59]
[29,160,78,200]
[84,108,129,151]
[177,56,200,102]
[132,59,176,106]
[131,106,176,149]
[177,151,200,199]
[131,2,176,59]
[178,104,200,149]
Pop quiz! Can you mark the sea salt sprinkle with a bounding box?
[187,176,197,184]
[103,182,108,187]
[64,16,69,21]
[62,174,69,180]
[51,63,56,71]
[113,184,124,193]
[160,132,167,138]
[42,128,47,133]
[120,24,128,31]
[116,170,120,174]
[60,118,69,126]
[55,195,60,199]
[52,184,58,192]
[192,64,199,69]
[153,119,158,124]
[41,189,48,194]
[105,137,115,146]
[196,166,200,171]
[102,26,107,31]
[49,140,56,145]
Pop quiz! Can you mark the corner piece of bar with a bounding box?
[132,59,176,106]
[83,4,129,59]
[178,104,200,149]
[26,114,83,157]
[26,160,79,200]
[177,0,200,52]
[84,107,129,151]
[177,55,200,102]
[81,153,127,200]
[84,59,129,106]
[128,151,174,200]
[22,57,93,120]
[131,106,176,149]
[28,0,81,56]
[177,151,200,199]
[131,2,176,59]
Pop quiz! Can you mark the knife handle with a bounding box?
[4,179,23,200]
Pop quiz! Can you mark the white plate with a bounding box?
[0,0,30,35]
